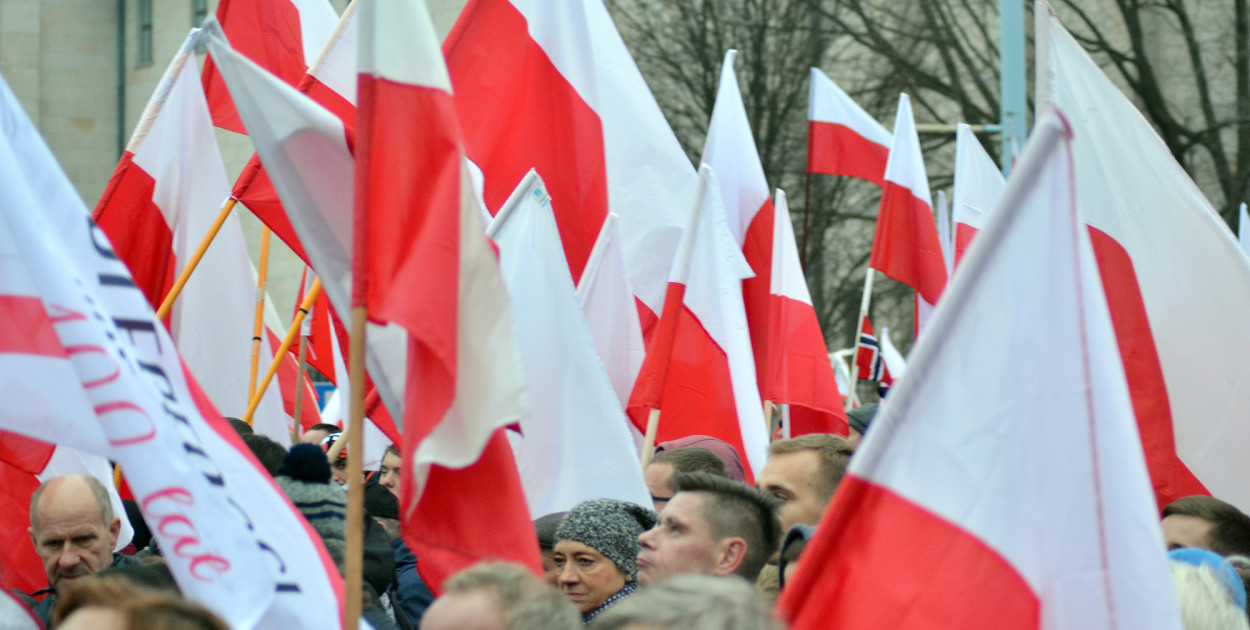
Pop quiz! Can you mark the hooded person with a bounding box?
[553,499,657,624]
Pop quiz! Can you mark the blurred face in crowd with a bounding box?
[541,549,560,586]
[636,493,722,586]
[379,452,402,498]
[1161,514,1215,550]
[330,457,349,487]
[28,476,120,591]
[644,462,676,512]
[756,450,826,533]
[553,540,628,614]
[301,428,334,445]
[420,589,503,630]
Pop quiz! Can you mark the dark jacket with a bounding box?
[389,539,434,628]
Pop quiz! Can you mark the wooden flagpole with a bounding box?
[763,400,776,440]
[240,279,322,425]
[247,226,273,401]
[343,305,367,630]
[291,330,310,440]
[845,269,875,411]
[155,198,237,321]
[639,408,662,469]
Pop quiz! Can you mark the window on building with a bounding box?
[138,0,153,67]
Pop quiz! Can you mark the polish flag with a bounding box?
[201,0,337,134]
[0,71,346,628]
[765,189,847,436]
[444,0,699,319]
[576,213,646,410]
[488,171,651,515]
[871,94,948,333]
[1038,5,1250,512]
[952,123,1005,266]
[231,4,360,262]
[202,19,404,447]
[935,190,954,276]
[702,50,775,394]
[627,166,770,478]
[807,68,893,186]
[778,108,1182,630]
[92,32,289,444]
[355,0,541,590]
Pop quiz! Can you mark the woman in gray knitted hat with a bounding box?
[553,498,657,624]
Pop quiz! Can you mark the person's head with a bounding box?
[53,575,228,630]
[241,434,287,477]
[845,403,878,447]
[1169,549,1250,630]
[645,448,728,512]
[654,436,745,482]
[421,562,572,630]
[636,472,781,587]
[534,512,569,586]
[554,499,656,615]
[588,574,782,630]
[319,432,350,486]
[28,474,121,592]
[379,444,402,498]
[276,444,348,570]
[1162,496,1250,556]
[301,423,341,446]
[224,417,253,437]
[756,434,853,532]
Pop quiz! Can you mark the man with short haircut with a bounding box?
[25,474,134,625]
[755,433,853,533]
[644,447,728,512]
[1161,495,1250,556]
[636,472,781,587]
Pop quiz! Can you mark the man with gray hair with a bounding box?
[23,474,134,626]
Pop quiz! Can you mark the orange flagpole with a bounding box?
[247,226,272,399]
[240,278,322,425]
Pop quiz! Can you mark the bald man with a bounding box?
[24,474,133,626]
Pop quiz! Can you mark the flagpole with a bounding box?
[240,279,322,425]
[248,226,273,398]
[156,198,237,320]
[845,269,875,411]
[763,400,775,439]
[291,329,310,440]
[343,305,367,630]
[639,408,662,469]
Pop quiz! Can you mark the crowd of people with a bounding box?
[7,408,1250,630]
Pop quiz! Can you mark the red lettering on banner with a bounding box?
[62,344,121,388]
[95,401,156,446]
[143,487,232,582]
[46,305,87,324]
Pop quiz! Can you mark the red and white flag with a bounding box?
[93,31,290,444]
[778,109,1182,630]
[878,326,907,383]
[765,189,847,436]
[952,123,1005,267]
[1038,4,1250,511]
[0,71,344,629]
[702,50,775,389]
[488,171,651,515]
[231,4,360,262]
[807,68,893,186]
[355,0,540,590]
[871,94,948,334]
[627,166,770,478]
[576,213,646,410]
[202,18,404,447]
[201,0,337,133]
[444,0,699,322]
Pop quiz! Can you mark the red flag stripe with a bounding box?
[766,294,844,422]
[203,0,308,134]
[778,475,1040,629]
[1087,227,1208,506]
[741,200,775,398]
[444,0,608,283]
[871,182,948,304]
[92,152,175,310]
[0,295,65,358]
[807,120,890,186]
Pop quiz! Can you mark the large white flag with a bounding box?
[1038,2,1250,511]
[779,108,1181,630]
[488,171,651,515]
[0,71,342,629]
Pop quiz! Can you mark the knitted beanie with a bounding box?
[276,444,347,571]
[555,499,657,580]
